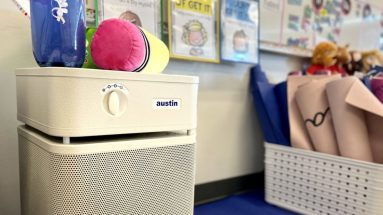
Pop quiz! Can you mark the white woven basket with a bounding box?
[265,143,383,215]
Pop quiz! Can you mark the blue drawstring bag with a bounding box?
[250,65,290,146]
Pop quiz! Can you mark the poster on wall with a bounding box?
[353,1,382,51]
[281,0,315,50]
[260,0,383,57]
[311,0,382,51]
[168,0,220,63]
[221,0,259,64]
[86,0,98,27]
[99,0,161,38]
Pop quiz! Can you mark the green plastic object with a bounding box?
[83,27,98,68]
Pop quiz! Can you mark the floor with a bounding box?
[194,189,297,215]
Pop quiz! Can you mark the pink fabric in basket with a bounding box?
[91,18,145,71]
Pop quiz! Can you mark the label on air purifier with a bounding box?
[153,99,181,110]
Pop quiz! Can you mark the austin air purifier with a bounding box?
[16,68,199,215]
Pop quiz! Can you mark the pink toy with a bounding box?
[91,18,146,71]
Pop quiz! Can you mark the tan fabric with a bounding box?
[367,114,383,163]
[288,76,330,150]
[326,77,373,162]
[344,78,383,163]
[295,76,341,155]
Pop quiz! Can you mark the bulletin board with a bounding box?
[260,0,383,57]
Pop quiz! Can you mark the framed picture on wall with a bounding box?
[99,0,162,38]
[85,0,100,27]
[220,0,259,64]
[168,0,220,63]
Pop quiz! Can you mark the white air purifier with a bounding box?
[16,68,199,215]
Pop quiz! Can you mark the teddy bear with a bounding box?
[307,42,347,75]
[361,50,383,73]
[335,44,351,74]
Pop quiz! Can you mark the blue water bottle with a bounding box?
[30,0,86,67]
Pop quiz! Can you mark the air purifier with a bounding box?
[16,68,199,215]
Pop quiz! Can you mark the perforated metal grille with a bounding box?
[19,136,53,215]
[19,136,195,215]
[265,144,383,215]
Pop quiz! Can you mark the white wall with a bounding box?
[0,2,305,214]
[0,3,37,215]
[164,54,305,184]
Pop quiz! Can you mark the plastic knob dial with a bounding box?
[108,91,120,115]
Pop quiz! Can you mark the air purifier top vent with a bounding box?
[18,125,195,155]
[16,67,199,84]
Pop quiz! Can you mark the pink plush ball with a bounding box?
[91,18,146,71]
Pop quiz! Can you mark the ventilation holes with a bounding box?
[265,146,380,215]
[20,141,195,215]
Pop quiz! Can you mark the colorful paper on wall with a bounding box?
[282,1,315,50]
[260,0,383,56]
[168,0,220,63]
[100,0,161,38]
[220,0,259,64]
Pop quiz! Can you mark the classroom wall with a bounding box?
[165,55,304,184]
[0,2,305,215]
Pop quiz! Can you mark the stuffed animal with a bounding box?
[335,44,351,75]
[345,51,363,75]
[307,42,345,75]
[83,27,98,69]
[361,50,383,73]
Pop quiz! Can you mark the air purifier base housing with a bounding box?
[18,125,196,215]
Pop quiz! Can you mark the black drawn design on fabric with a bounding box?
[305,107,330,127]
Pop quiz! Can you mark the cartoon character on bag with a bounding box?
[182,20,208,56]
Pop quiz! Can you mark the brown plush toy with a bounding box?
[361,50,383,73]
[335,44,351,75]
[336,44,351,66]
[307,42,346,75]
[345,51,363,75]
